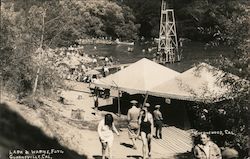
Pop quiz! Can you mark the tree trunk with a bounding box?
[32,9,46,96]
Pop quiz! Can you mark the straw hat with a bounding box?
[155,105,160,108]
[144,103,150,107]
[130,100,138,104]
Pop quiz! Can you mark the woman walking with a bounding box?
[138,103,154,159]
[97,114,119,159]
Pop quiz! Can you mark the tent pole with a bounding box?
[111,80,121,117]
[142,91,149,107]
[118,90,121,117]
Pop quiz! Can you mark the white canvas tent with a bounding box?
[149,63,233,102]
[94,58,180,94]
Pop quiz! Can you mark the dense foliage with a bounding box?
[185,1,250,157]
[123,0,161,38]
[123,0,250,43]
[178,0,249,44]
[0,0,139,97]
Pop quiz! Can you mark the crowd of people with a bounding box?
[97,100,239,159]
[76,37,114,45]
[40,45,118,83]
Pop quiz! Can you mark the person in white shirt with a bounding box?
[193,133,222,159]
[127,100,140,149]
[104,66,109,76]
[97,114,119,159]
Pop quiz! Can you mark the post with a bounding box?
[32,67,40,95]
[112,80,121,117]
[0,74,2,104]
[117,90,121,117]
[142,92,149,107]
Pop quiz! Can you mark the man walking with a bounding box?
[127,100,140,149]
[153,105,163,139]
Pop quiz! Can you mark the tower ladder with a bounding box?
[158,0,180,63]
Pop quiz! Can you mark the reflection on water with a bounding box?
[84,42,233,72]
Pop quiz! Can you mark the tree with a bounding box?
[1,0,140,98]
[187,1,250,158]
[63,0,139,40]
[123,0,161,38]
[0,2,63,97]
[174,0,249,43]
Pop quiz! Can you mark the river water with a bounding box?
[83,41,233,72]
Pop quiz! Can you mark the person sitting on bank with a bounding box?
[153,105,163,139]
[193,133,222,159]
[104,66,109,76]
[127,100,140,149]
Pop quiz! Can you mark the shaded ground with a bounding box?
[98,93,192,130]
[0,103,87,159]
[174,152,193,159]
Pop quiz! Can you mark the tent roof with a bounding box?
[94,58,180,94]
[149,63,232,102]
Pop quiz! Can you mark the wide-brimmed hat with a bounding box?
[155,105,160,108]
[130,100,138,104]
[144,103,150,107]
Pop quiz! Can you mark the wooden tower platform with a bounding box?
[158,0,180,63]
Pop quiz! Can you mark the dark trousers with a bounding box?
[155,120,163,138]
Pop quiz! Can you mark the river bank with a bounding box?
[0,82,124,158]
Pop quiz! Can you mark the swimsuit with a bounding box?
[140,120,151,135]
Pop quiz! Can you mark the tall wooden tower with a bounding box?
[158,0,180,63]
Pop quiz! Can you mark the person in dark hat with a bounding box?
[153,105,163,139]
[138,103,154,159]
[127,100,140,149]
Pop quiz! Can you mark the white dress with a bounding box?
[97,119,118,147]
